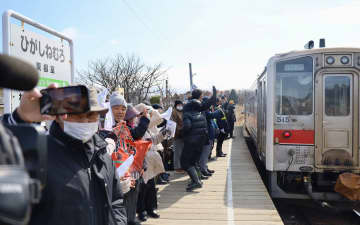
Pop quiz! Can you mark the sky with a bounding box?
[1,0,360,93]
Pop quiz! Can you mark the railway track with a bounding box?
[273,198,359,225]
[243,130,360,225]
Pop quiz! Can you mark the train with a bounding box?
[244,41,360,204]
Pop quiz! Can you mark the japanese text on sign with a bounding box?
[20,35,65,63]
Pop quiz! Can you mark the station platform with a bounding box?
[143,127,284,225]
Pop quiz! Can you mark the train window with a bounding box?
[325,76,350,116]
[276,56,313,115]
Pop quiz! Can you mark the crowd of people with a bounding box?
[3,84,236,225]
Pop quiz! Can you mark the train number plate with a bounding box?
[276,116,290,123]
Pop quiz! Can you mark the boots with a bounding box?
[201,170,212,177]
[195,166,208,180]
[186,167,202,192]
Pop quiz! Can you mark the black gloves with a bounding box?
[212,86,217,98]
[211,86,217,106]
[157,119,167,128]
[98,130,118,143]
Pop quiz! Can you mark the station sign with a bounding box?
[2,10,74,113]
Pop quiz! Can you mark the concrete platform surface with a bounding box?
[143,127,284,225]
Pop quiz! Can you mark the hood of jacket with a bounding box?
[149,109,163,129]
[183,99,202,113]
[228,104,235,110]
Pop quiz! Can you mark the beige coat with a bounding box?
[142,108,166,183]
[171,107,183,139]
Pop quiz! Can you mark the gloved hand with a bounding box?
[157,119,167,128]
[211,86,217,106]
[220,128,225,134]
[165,128,172,136]
[104,138,116,155]
[212,86,217,97]
[120,177,131,194]
[161,127,167,136]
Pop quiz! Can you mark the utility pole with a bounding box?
[189,63,193,91]
[165,79,169,107]
[165,79,168,98]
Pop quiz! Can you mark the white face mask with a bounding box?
[176,106,183,111]
[63,121,99,142]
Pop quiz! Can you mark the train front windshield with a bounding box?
[275,56,313,115]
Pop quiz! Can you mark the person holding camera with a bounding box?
[3,85,127,225]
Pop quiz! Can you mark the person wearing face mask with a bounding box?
[3,86,127,225]
[170,100,184,173]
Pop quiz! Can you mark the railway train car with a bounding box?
[244,43,360,202]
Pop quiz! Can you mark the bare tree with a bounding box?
[131,64,166,103]
[77,54,167,103]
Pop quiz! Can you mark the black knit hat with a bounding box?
[174,100,183,107]
[152,104,163,110]
[191,89,202,99]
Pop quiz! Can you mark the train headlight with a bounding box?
[326,56,335,65]
[340,56,350,64]
[283,131,292,138]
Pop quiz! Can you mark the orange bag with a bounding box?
[130,140,152,172]
[334,173,360,201]
[111,122,152,172]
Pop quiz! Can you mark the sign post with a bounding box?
[2,10,74,113]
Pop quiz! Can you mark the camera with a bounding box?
[0,124,47,225]
[0,55,92,225]
[40,85,90,115]
[0,54,46,225]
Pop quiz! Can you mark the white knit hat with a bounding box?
[110,92,127,107]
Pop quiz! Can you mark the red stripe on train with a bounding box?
[274,130,314,145]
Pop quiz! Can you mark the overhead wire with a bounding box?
[121,0,166,42]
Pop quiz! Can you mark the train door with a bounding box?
[257,79,267,161]
[257,81,263,155]
[261,80,266,160]
[315,73,359,168]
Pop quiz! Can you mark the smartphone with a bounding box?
[40,85,90,115]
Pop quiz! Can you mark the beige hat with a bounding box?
[88,87,109,113]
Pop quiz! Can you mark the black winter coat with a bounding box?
[183,99,208,146]
[203,109,223,143]
[215,106,229,131]
[3,116,128,225]
[128,116,150,140]
[227,104,236,122]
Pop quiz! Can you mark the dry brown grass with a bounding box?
[235,105,244,126]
